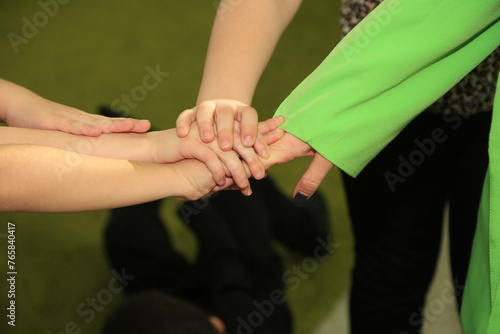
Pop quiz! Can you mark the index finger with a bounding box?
[176,108,197,138]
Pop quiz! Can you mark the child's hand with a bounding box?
[171,121,288,200]
[1,79,150,136]
[152,116,285,196]
[151,125,255,195]
[169,159,236,201]
[176,99,271,158]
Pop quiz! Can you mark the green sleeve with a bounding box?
[274,0,500,177]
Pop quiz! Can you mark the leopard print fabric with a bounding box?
[340,0,499,115]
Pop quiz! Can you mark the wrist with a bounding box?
[148,129,178,164]
[0,79,22,124]
[168,160,214,201]
[0,80,46,126]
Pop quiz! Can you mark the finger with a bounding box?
[215,104,236,151]
[129,119,152,133]
[233,136,266,180]
[186,144,227,186]
[91,117,133,133]
[211,178,236,193]
[254,116,284,157]
[211,166,252,196]
[58,117,103,136]
[262,128,284,145]
[237,106,258,147]
[253,133,270,159]
[176,108,197,137]
[74,123,103,136]
[238,161,252,196]
[258,115,285,134]
[196,101,217,143]
[216,150,250,190]
[293,153,334,207]
[106,118,151,133]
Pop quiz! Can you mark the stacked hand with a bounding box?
[149,115,285,196]
[176,99,334,204]
[0,79,332,202]
[0,79,332,210]
[0,78,151,136]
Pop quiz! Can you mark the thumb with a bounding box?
[293,153,334,207]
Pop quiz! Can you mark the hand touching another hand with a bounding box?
[154,116,284,196]
[264,132,334,206]
[0,79,151,136]
[176,99,333,203]
[176,99,271,158]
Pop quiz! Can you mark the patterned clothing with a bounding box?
[340,0,499,116]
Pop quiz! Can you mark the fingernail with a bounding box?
[293,192,308,207]
[246,188,253,196]
[220,138,230,149]
[261,149,269,159]
[244,135,253,146]
[202,131,211,140]
[274,115,285,123]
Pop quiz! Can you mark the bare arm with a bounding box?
[177,0,302,152]
[0,145,226,213]
[1,118,284,190]
[0,126,248,189]
[0,78,151,136]
[197,0,303,104]
[0,126,157,162]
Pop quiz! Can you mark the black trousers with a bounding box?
[342,112,491,334]
[104,177,324,334]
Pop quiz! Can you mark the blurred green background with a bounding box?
[0,1,353,333]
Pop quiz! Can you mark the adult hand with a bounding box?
[265,132,334,206]
[176,99,270,158]
[292,154,334,206]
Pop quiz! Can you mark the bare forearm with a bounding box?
[197,0,302,103]
[0,78,30,122]
[0,126,159,162]
[0,144,184,212]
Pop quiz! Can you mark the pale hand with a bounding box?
[176,99,270,158]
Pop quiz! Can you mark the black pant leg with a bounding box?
[344,114,449,334]
[446,112,491,307]
[254,177,332,257]
[104,201,196,297]
[182,188,293,334]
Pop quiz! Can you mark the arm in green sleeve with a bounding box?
[274,0,500,177]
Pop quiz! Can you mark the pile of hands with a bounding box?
[3,84,333,203]
[170,99,335,202]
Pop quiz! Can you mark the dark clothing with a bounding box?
[342,112,491,334]
[104,178,327,334]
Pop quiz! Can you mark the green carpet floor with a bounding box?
[0,1,354,333]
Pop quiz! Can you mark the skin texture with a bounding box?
[0,78,151,136]
[0,79,286,213]
[176,0,333,201]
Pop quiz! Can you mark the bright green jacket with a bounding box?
[274,0,500,332]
